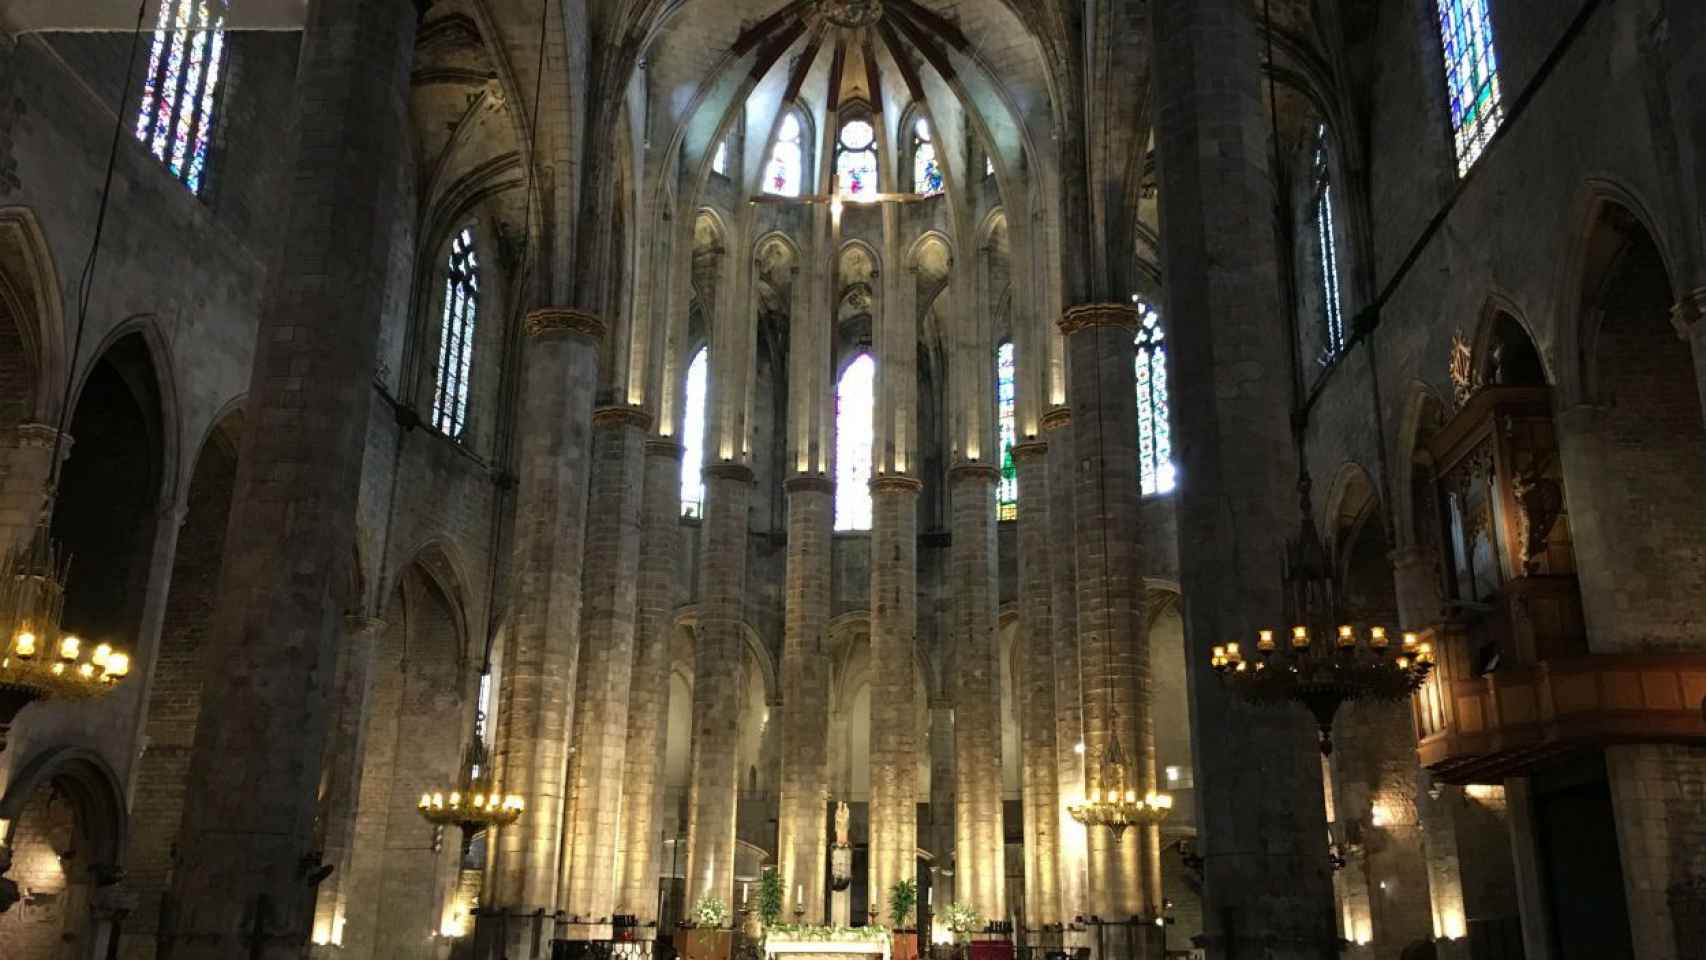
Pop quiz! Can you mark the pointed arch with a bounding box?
[835,353,876,531]
[0,208,67,425]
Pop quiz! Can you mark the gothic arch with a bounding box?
[1392,382,1449,551]
[78,315,183,509]
[0,207,67,423]
[390,536,481,665]
[0,747,127,871]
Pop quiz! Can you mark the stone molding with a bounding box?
[704,462,755,483]
[645,439,685,460]
[947,462,1001,484]
[342,615,386,636]
[592,406,654,430]
[870,474,923,495]
[524,307,606,341]
[1040,406,1072,432]
[1010,440,1049,463]
[9,423,62,450]
[1057,302,1141,337]
[1671,287,1706,338]
[784,475,835,495]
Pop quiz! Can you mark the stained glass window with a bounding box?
[835,354,876,531]
[1315,127,1345,358]
[135,0,229,194]
[712,139,729,176]
[913,117,943,196]
[681,347,710,518]
[996,341,1018,520]
[1436,0,1503,176]
[835,118,878,199]
[431,228,479,440]
[766,113,804,197]
[1134,300,1175,496]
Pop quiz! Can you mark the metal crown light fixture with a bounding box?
[1066,716,1174,839]
[1209,477,1434,755]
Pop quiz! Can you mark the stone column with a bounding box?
[1502,778,1554,960]
[1011,440,1060,928]
[928,702,956,897]
[616,440,684,921]
[684,463,753,908]
[480,309,606,960]
[949,464,1005,920]
[1059,306,1155,919]
[563,406,651,923]
[309,615,386,954]
[1043,407,1086,921]
[1150,0,1338,952]
[869,474,921,925]
[778,476,833,920]
[0,423,59,554]
[162,1,416,955]
[1677,291,1706,459]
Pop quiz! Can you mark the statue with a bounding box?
[834,801,851,848]
[831,801,853,891]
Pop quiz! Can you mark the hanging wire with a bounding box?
[47,0,151,506]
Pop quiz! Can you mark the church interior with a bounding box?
[0,0,1703,958]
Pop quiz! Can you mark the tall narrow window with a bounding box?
[1315,127,1345,358]
[135,0,229,194]
[835,118,879,199]
[765,113,803,197]
[835,354,876,531]
[912,117,943,196]
[1134,299,1175,496]
[1436,0,1503,176]
[681,347,710,518]
[432,228,479,439]
[712,139,729,176]
[996,341,1018,520]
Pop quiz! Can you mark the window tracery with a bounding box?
[766,112,804,197]
[1436,0,1504,175]
[136,0,229,194]
[835,118,878,198]
[912,117,943,196]
[1134,299,1174,496]
[431,228,478,440]
[836,354,876,531]
[681,347,710,518]
[1314,126,1346,359]
[997,341,1018,520]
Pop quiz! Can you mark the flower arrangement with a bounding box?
[887,878,918,931]
[764,924,890,944]
[758,868,785,928]
[940,902,981,940]
[692,893,731,929]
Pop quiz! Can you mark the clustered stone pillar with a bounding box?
[1060,305,1156,919]
[1680,291,1706,445]
[1043,407,1087,920]
[1150,0,1339,953]
[869,474,921,924]
[1011,441,1060,928]
[684,463,753,908]
[160,0,416,954]
[483,308,607,956]
[949,464,1005,919]
[616,439,684,921]
[777,476,834,920]
[563,406,652,923]
[310,615,386,954]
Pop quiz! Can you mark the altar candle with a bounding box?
[797,884,804,903]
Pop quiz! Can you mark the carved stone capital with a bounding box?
[870,474,923,496]
[947,462,1001,485]
[1010,440,1049,463]
[524,307,606,342]
[645,439,685,460]
[1040,406,1072,432]
[592,406,654,431]
[704,462,755,483]
[784,475,835,495]
[1671,287,1706,339]
[1058,302,1141,337]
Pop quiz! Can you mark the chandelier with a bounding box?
[1067,727,1173,839]
[1209,477,1433,755]
[418,671,522,852]
[0,521,132,754]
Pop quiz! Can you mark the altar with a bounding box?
[763,932,891,960]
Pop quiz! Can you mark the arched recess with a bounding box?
[0,747,127,956]
[117,406,244,956]
[0,209,66,424]
[49,328,171,661]
[1559,197,1706,651]
[337,562,476,958]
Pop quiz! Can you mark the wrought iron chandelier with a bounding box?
[417,728,523,850]
[1067,720,1173,839]
[1209,477,1433,755]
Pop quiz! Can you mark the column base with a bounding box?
[472,908,564,960]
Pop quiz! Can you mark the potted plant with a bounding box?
[888,878,920,960]
[677,893,734,960]
[941,902,980,954]
[758,868,785,929]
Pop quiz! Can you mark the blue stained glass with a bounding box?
[913,118,943,196]
[1135,301,1174,496]
[765,113,803,197]
[432,228,478,440]
[996,342,1018,520]
[836,354,876,531]
[836,118,878,198]
[135,0,172,140]
[1437,0,1504,176]
[136,0,227,194]
[1315,128,1345,358]
[681,348,710,517]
